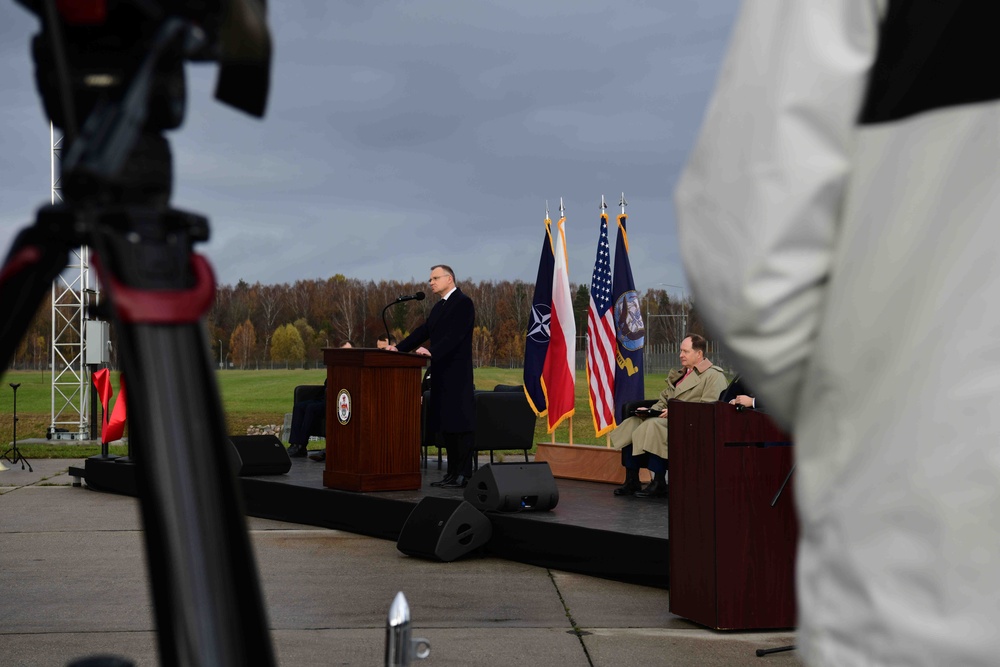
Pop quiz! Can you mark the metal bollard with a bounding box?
[385,591,431,666]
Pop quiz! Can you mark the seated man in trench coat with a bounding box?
[609,333,728,498]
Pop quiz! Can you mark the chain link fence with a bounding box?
[573,338,735,375]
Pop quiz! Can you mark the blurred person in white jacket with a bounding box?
[676,2,1000,666]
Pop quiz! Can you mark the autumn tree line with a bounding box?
[7,275,701,371]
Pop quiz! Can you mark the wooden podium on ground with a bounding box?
[322,348,427,492]
[668,400,797,630]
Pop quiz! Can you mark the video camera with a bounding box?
[14,0,271,202]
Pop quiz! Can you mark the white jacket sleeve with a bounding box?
[675,0,882,427]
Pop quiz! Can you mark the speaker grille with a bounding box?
[396,498,493,561]
[464,462,559,512]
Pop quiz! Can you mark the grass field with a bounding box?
[1,368,674,458]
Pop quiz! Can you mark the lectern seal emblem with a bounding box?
[336,389,351,425]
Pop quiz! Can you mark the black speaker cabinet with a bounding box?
[228,435,292,476]
[464,462,559,512]
[396,497,492,562]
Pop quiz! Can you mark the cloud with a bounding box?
[0,0,741,292]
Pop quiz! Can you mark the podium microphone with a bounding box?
[395,292,425,304]
[382,292,426,341]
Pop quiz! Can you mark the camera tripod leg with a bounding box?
[88,219,275,666]
[1,206,275,665]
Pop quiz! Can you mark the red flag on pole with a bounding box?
[92,369,128,445]
[104,375,127,444]
[541,214,576,433]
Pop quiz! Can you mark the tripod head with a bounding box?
[9,383,21,389]
[15,0,272,205]
[0,0,274,369]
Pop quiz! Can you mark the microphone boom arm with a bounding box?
[381,302,394,344]
[381,292,425,346]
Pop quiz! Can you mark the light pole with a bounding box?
[646,284,686,339]
[217,339,223,369]
[659,283,687,342]
[644,284,688,372]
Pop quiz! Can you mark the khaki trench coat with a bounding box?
[609,358,727,460]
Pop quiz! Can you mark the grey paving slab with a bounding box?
[0,530,154,633]
[248,515,327,531]
[1,463,807,666]
[272,628,587,667]
[0,485,142,532]
[551,570,682,629]
[2,632,160,667]
[252,529,570,629]
[0,458,85,490]
[552,569,800,665]
[583,628,802,667]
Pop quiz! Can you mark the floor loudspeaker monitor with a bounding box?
[464,462,559,512]
[396,497,493,562]
[228,435,292,476]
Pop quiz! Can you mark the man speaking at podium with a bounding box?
[388,265,476,488]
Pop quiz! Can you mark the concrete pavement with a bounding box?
[0,459,800,666]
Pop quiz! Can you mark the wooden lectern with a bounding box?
[667,400,797,630]
[322,348,427,492]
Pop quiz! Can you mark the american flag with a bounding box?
[586,213,616,436]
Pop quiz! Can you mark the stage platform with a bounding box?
[72,456,670,588]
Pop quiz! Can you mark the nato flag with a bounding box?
[523,218,554,416]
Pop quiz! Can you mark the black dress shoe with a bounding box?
[613,479,642,496]
[613,469,642,496]
[287,444,307,458]
[441,475,468,489]
[308,451,326,462]
[430,473,456,488]
[635,477,668,498]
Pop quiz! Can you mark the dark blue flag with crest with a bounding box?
[611,212,645,422]
[523,216,554,416]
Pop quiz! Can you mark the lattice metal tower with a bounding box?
[49,122,96,440]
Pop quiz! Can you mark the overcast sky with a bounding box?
[0,1,740,295]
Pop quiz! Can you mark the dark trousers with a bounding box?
[442,431,474,478]
[289,399,325,446]
[621,445,667,474]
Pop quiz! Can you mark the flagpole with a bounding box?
[562,197,574,446]
[551,197,562,447]
[558,197,564,445]
[601,195,608,448]
[620,191,629,432]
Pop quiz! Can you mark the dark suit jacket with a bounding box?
[719,374,765,411]
[397,288,475,433]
